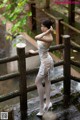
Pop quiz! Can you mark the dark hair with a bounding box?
[41,19,54,29]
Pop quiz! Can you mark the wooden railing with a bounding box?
[0,3,80,120]
[0,35,80,119]
[31,3,80,45]
[45,0,80,24]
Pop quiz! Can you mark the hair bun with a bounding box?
[51,20,54,25]
[42,19,54,29]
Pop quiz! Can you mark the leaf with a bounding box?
[0,4,4,8]
[6,4,11,10]
[2,20,7,24]
[27,11,32,16]
[6,35,12,40]
[0,0,30,37]
[11,15,17,21]
[13,43,17,47]
[3,0,8,4]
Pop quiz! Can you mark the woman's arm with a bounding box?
[35,29,51,40]
[38,35,53,43]
[35,26,53,43]
[35,33,53,43]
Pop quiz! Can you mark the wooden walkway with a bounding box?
[1,33,80,120]
[10,90,80,120]
[13,34,80,120]
[27,93,80,120]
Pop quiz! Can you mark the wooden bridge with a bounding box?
[0,1,80,120]
[0,33,80,120]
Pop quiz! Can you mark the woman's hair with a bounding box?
[41,19,54,29]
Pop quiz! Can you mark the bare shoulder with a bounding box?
[44,34,53,41]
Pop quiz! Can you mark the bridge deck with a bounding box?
[13,91,80,120]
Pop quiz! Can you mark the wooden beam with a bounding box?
[68,0,75,25]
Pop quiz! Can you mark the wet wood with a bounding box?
[68,0,75,25]
[17,45,27,120]
[0,55,18,64]
[63,35,71,106]
[61,21,80,34]
[45,0,50,8]
[71,75,80,82]
[31,3,36,30]
[0,75,64,102]
[55,18,64,44]
[71,60,80,68]
[71,41,80,52]
[0,60,63,81]
[12,91,80,120]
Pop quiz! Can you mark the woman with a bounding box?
[29,19,54,116]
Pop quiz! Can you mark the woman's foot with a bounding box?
[36,108,45,117]
[43,103,46,110]
[37,102,52,117]
[43,102,52,111]
[47,102,52,110]
[36,111,43,117]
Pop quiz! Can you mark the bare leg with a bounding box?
[44,75,51,106]
[35,76,44,113]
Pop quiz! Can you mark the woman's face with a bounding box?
[41,24,48,32]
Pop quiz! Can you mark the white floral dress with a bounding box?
[37,40,54,80]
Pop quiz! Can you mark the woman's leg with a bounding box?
[44,75,51,106]
[35,75,44,113]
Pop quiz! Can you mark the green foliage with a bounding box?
[0,0,31,37]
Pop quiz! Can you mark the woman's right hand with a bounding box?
[29,49,36,54]
[50,26,54,32]
[45,26,54,34]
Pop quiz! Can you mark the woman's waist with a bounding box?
[40,54,53,61]
[39,52,49,59]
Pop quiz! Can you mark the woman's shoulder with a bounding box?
[46,33,53,39]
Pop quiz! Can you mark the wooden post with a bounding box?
[31,3,36,30]
[46,0,50,8]
[63,35,71,107]
[68,0,75,25]
[55,18,64,44]
[16,43,27,120]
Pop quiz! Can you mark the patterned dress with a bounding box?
[37,40,54,80]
